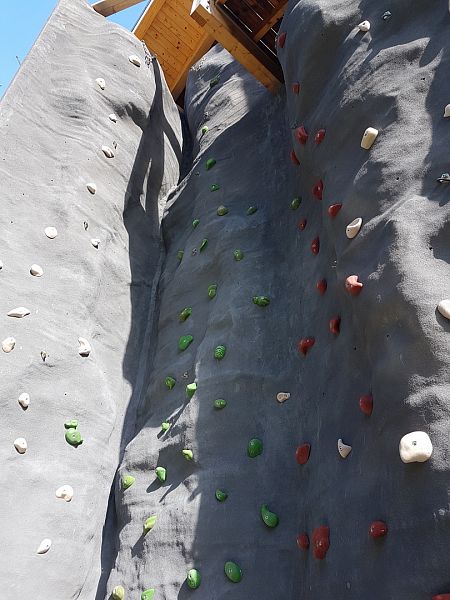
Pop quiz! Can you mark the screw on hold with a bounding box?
[209,75,220,88]
[210,184,220,192]
[112,586,125,600]
[208,284,217,299]
[179,307,192,322]
[214,345,226,360]
[298,337,315,356]
[215,488,228,501]
[40,350,48,362]
[381,10,391,20]
[200,239,208,252]
[295,125,308,145]
[161,422,170,432]
[182,449,194,461]
[143,515,157,534]
[437,173,450,183]
[217,205,228,216]
[247,206,257,215]
[122,475,135,490]
[214,398,227,409]
[206,158,216,170]
[165,376,176,390]
[253,296,270,307]
[247,437,263,457]
[201,125,209,136]
[178,335,193,351]
[224,561,243,583]
[192,218,200,228]
[291,197,301,210]
[177,250,184,261]
[187,568,201,589]
[290,149,300,165]
[141,589,155,600]
[233,249,244,261]
[261,504,279,528]
[83,221,89,230]
[186,382,197,398]
[155,466,166,482]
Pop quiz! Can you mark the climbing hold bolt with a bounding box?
[315,129,326,144]
[217,205,228,216]
[187,569,201,589]
[296,444,311,465]
[247,206,258,215]
[328,203,342,218]
[179,307,192,322]
[312,526,330,559]
[329,316,341,335]
[369,521,388,538]
[317,279,327,295]
[214,398,227,409]
[224,561,243,583]
[186,382,197,398]
[290,149,300,165]
[297,533,310,550]
[122,475,135,490]
[182,449,194,461]
[312,180,324,200]
[311,237,320,255]
[261,504,279,528]
[112,586,125,600]
[165,376,176,390]
[248,438,263,458]
[199,238,208,252]
[179,335,193,351]
[206,158,216,170]
[253,296,270,307]
[234,249,244,261]
[295,125,308,145]
[143,515,157,534]
[358,20,370,32]
[399,431,433,463]
[338,438,352,458]
[210,184,220,192]
[215,489,228,501]
[298,337,315,356]
[361,127,379,150]
[214,345,226,360]
[359,394,373,416]
[155,466,167,482]
[208,284,217,299]
[291,197,301,210]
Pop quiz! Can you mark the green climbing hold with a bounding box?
[209,75,220,88]
[179,335,193,351]
[112,586,125,600]
[182,449,194,461]
[247,438,263,458]
[186,382,197,398]
[253,296,270,307]
[215,489,228,502]
[291,197,301,210]
[179,307,192,322]
[247,206,258,215]
[65,428,83,447]
[224,561,242,583]
[217,205,228,216]
[165,376,176,390]
[187,568,201,589]
[199,238,208,252]
[214,398,227,409]
[208,284,217,299]
[233,249,244,261]
[177,250,184,261]
[122,475,135,490]
[201,125,208,135]
[64,419,78,429]
[161,422,170,432]
[192,218,200,228]
[141,590,155,600]
[155,466,166,483]
[260,504,279,528]
[214,345,226,360]
[206,158,216,170]
[210,184,220,192]
[143,515,157,534]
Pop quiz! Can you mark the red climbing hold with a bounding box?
[329,317,341,335]
[298,219,307,231]
[298,338,315,356]
[317,279,327,295]
[359,394,373,416]
[295,126,309,145]
[369,521,388,538]
[297,533,310,550]
[432,595,450,600]
[296,443,311,465]
[292,82,300,94]
[278,31,287,48]
[345,275,363,296]
[290,149,300,165]
[311,237,320,255]
[327,203,342,218]
[312,180,324,200]
[315,129,326,145]
[312,526,330,560]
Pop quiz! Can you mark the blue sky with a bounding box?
[0,0,148,96]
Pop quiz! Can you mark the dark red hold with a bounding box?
[433,595,450,600]
[298,219,307,231]
[292,82,300,94]
[296,443,311,465]
[315,129,326,145]
[278,31,287,48]
[329,317,341,335]
[359,394,373,416]
[312,180,324,200]
[369,521,388,539]
[298,337,315,356]
[317,279,327,295]
[327,203,342,218]
[310,237,320,255]
[290,149,300,165]
[312,526,330,560]
[297,533,310,550]
[295,126,309,145]
[345,275,363,296]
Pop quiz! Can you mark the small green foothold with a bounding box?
[141,590,155,600]
[260,504,279,528]
[201,125,208,135]
[186,382,197,398]
[165,376,176,390]
[155,466,166,483]
[247,206,258,215]
[112,586,125,600]
[192,218,200,228]
[143,515,157,534]
[214,345,226,360]
[65,428,83,447]
[210,184,220,192]
[209,75,220,88]
[224,561,242,583]
[217,205,228,216]
[206,158,216,170]
[233,249,244,261]
[215,488,228,502]
[179,335,193,351]
[179,307,192,322]
[248,438,263,458]
[64,419,78,430]
[208,284,217,299]
[187,568,201,589]
[199,238,208,252]
[182,449,194,461]
[253,296,270,307]
[291,197,301,210]
[122,475,135,490]
[214,398,227,409]
[161,422,170,432]
[177,250,184,261]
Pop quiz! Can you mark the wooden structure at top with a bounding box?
[92,0,286,99]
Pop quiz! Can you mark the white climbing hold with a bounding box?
[30,264,43,277]
[101,145,114,158]
[128,54,141,67]
[444,104,450,118]
[95,77,106,90]
[91,238,101,248]
[437,299,450,320]
[361,127,379,149]
[276,392,290,403]
[337,438,352,458]
[14,437,27,454]
[18,393,30,409]
[86,183,97,195]
[399,431,433,463]
[2,337,16,353]
[36,539,52,554]
[55,485,74,502]
[109,113,117,123]
[44,227,58,239]
[346,218,363,239]
[78,337,91,357]
[358,20,371,32]
[8,307,30,318]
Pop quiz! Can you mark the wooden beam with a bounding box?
[133,0,166,37]
[191,0,282,92]
[252,1,287,41]
[92,0,146,17]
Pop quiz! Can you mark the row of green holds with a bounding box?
[112,586,155,600]
[214,345,226,360]
[64,419,83,447]
[186,562,242,589]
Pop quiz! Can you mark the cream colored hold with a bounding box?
[95,77,106,90]
[444,104,450,118]
[91,238,101,248]
[129,54,141,67]
[30,264,43,277]
[358,20,370,32]
[346,218,363,239]
[55,485,74,502]
[338,438,352,458]
[277,392,290,403]
[44,226,58,239]
[101,145,114,158]
[87,183,97,194]
[361,127,378,149]
[109,113,118,122]
[399,431,433,463]
[2,337,16,353]
[437,299,450,320]
[18,393,30,409]
[36,539,52,554]
[14,437,27,454]
[78,337,92,357]
[8,307,30,318]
